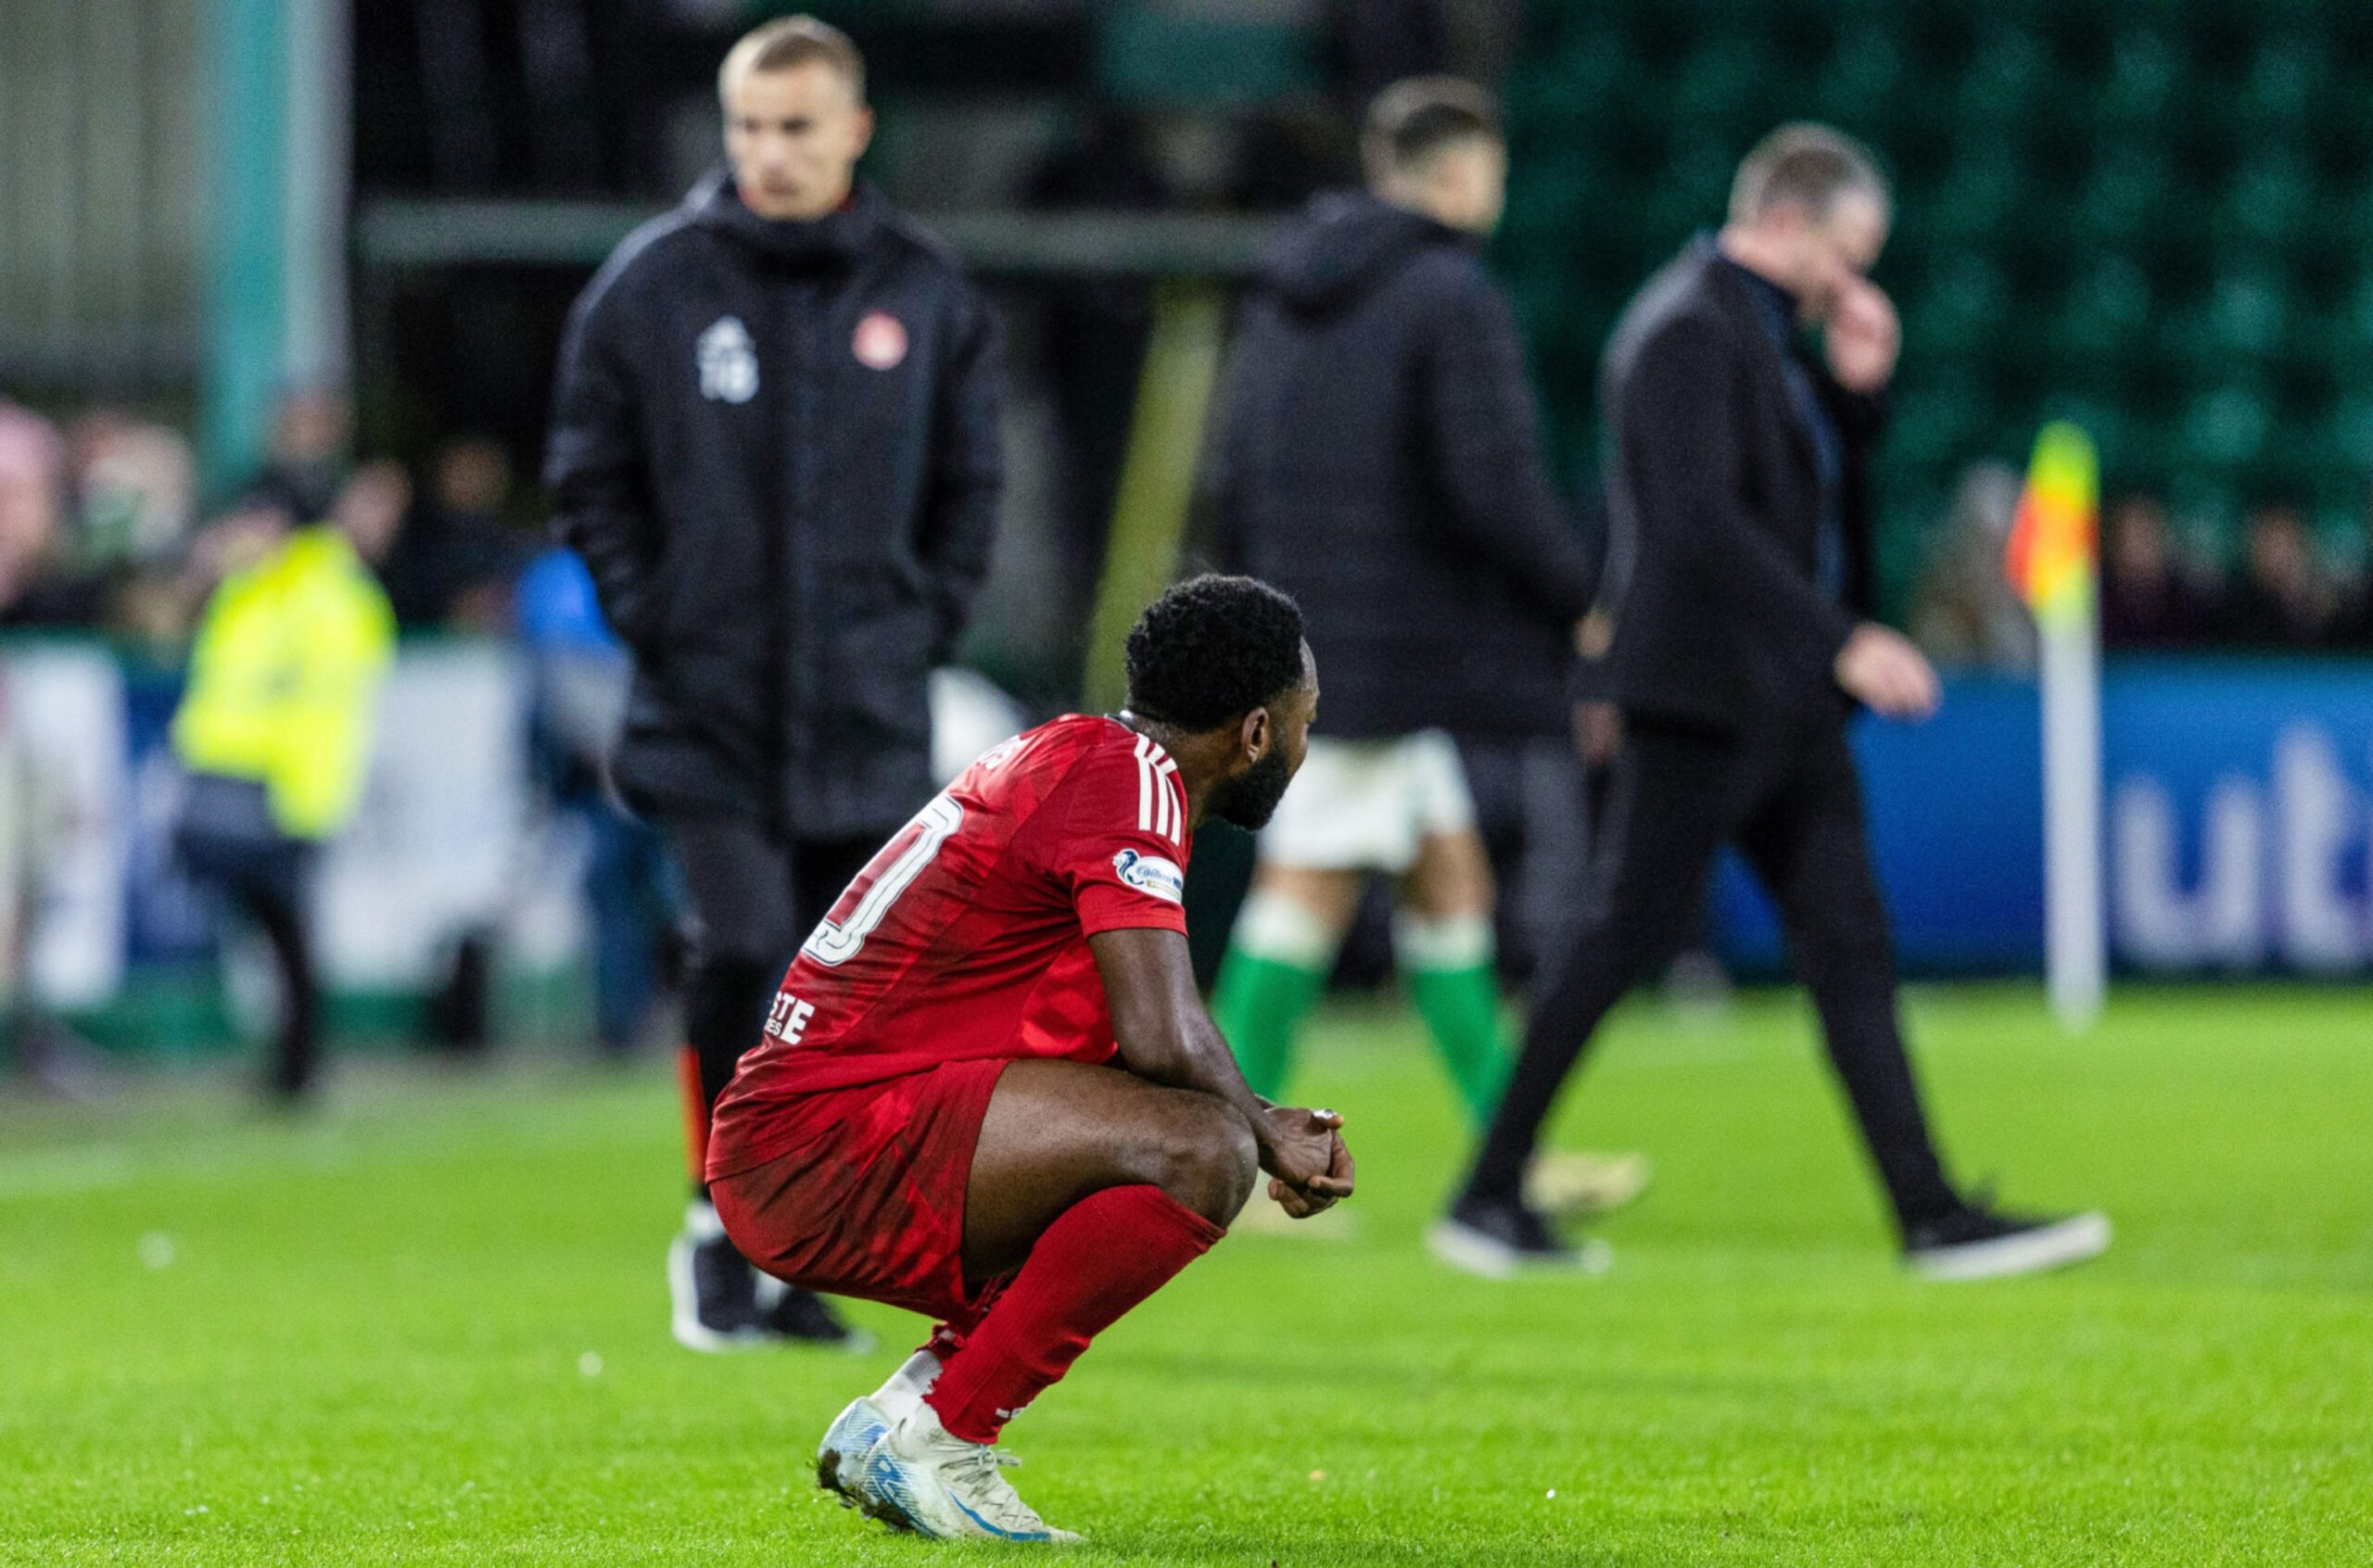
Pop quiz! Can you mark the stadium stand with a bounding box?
[1500,0,2373,610]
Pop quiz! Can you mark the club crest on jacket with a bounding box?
[854,311,908,371]
[697,316,759,404]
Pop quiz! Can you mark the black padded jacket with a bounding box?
[1210,190,1596,741]
[546,172,1003,837]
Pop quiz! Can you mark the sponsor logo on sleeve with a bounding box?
[1111,848,1185,905]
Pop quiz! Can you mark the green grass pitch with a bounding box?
[4,986,2370,1564]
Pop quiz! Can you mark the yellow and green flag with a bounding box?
[2004,421,2099,629]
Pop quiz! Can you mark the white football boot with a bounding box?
[816,1397,894,1509]
[854,1403,1081,1544]
[816,1350,944,1508]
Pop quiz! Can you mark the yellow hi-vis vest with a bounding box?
[170,525,397,840]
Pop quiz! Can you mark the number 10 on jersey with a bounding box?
[801,795,966,967]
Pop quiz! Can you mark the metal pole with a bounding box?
[2040,607,2105,1031]
[199,0,288,491]
[282,0,349,389]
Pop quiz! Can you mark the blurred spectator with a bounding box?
[328,460,412,569]
[183,488,308,604]
[255,385,354,524]
[2100,490,2222,651]
[380,435,535,632]
[67,410,197,571]
[1908,462,2036,672]
[0,402,105,629]
[514,546,679,1056]
[170,463,401,1102]
[62,411,201,647]
[2223,499,2345,650]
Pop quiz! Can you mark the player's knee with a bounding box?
[1405,833,1494,918]
[1148,1096,1258,1227]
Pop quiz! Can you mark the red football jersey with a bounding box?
[706,714,1194,1180]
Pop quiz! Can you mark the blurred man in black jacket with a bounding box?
[1210,80,1631,1220]
[546,16,1002,1350]
[1436,125,2109,1282]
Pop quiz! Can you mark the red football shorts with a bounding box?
[710,1057,1008,1321]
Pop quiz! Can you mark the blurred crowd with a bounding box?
[0,388,544,651]
[1910,461,2373,671]
[0,386,683,1092]
[12,382,2373,706]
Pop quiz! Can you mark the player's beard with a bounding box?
[1213,745,1294,831]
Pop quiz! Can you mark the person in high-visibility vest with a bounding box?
[171,463,401,1101]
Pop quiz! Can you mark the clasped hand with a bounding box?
[1254,1105,1355,1219]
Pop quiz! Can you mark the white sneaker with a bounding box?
[1428,1196,1614,1280]
[816,1397,894,1510]
[854,1404,1081,1543]
[1905,1208,2113,1282]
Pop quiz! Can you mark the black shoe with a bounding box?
[758,1282,877,1353]
[1427,1194,1612,1280]
[1904,1204,2112,1281]
[668,1220,767,1352]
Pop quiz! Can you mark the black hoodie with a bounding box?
[1210,190,1595,741]
[545,171,1004,839]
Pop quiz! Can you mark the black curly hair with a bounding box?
[1123,575,1308,731]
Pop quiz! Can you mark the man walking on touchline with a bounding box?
[1210,78,1642,1225]
[1435,125,2108,1283]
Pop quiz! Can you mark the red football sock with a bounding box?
[927,1183,1224,1445]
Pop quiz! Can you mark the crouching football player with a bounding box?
[704,575,1352,1543]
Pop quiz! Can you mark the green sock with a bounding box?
[1396,913,1509,1129]
[1211,892,1337,1101]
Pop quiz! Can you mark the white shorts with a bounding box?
[1258,730,1477,874]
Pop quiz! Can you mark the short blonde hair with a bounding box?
[1362,76,1500,182]
[1729,123,1886,226]
[718,15,865,104]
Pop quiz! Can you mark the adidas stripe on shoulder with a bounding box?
[1130,734,1186,846]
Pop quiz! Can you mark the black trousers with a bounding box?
[1464,703,1961,1230]
[176,777,318,1099]
[660,815,880,1187]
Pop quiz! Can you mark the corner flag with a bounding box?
[2006,422,2104,1031]
[2006,421,2100,627]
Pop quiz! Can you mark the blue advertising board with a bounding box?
[1711,659,2373,978]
